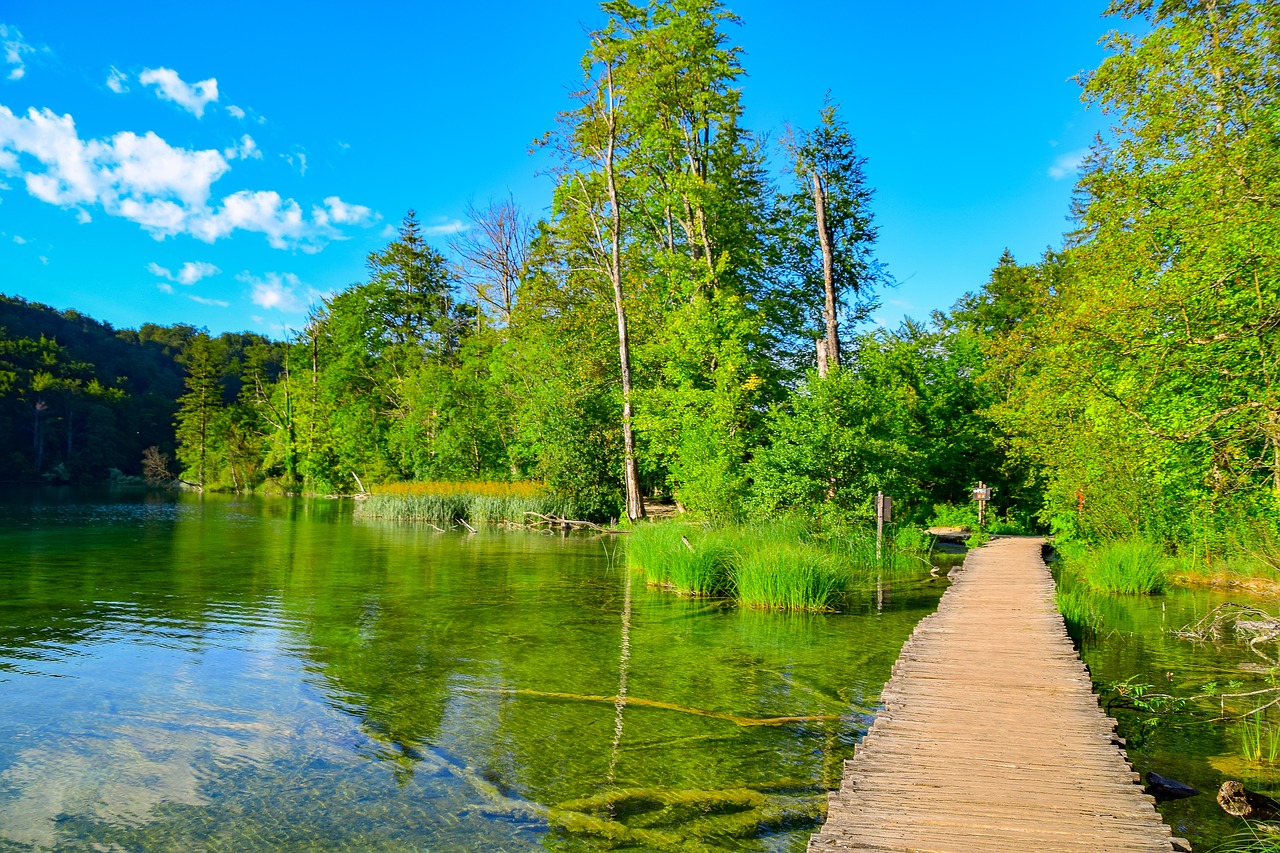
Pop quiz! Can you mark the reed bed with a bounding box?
[357,481,576,525]
[626,524,734,595]
[627,519,932,611]
[1080,537,1170,594]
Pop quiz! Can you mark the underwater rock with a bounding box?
[1145,772,1199,803]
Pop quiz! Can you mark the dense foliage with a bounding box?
[5,0,1277,563]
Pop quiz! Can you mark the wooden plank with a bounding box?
[807,536,1184,853]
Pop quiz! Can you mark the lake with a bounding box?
[0,491,946,851]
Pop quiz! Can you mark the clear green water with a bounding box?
[1068,579,1280,850]
[0,491,947,851]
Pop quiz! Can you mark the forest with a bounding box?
[1,0,1276,566]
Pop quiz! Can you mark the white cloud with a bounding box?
[38,255,47,265]
[187,294,228,307]
[223,133,261,161]
[74,208,90,223]
[226,105,245,119]
[313,196,375,228]
[282,151,307,176]
[148,260,219,285]
[157,282,174,294]
[12,234,25,244]
[422,218,466,237]
[106,67,128,94]
[1048,148,1088,181]
[0,24,37,81]
[0,105,373,250]
[138,67,218,118]
[240,271,309,312]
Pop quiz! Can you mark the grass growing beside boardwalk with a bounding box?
[628,519,931,611]
[357,481,577,526]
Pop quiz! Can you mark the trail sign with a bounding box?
[972,481,993,529]
[875,493,892,522]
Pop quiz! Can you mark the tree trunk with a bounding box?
[603,65,645,522]
[813,170,839,373]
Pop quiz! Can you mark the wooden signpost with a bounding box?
[972,481,993,528]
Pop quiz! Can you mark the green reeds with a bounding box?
[626,519,934,611]
[1081,537,1170,594]
[626,524,733,596]
[355,489,576,526]
[1241,713,1280,764]
[732,539,849,612]
[1055,584,1103,642]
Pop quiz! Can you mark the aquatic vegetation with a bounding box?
[1055,584,1103,642]
[356,481,576,525]
[1081,537,1170,594]
[1217,824,1280,853]
[1240,713,1280,764]
[547,785,824,851]
[626,519,932,611]
[626,523,733,596]
[732,539,849,611]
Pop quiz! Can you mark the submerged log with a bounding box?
[523,512,628,534]
[1145,772,1200,803]
[1218,780,1280,819]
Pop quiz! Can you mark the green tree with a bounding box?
[778,96,881,374]
[174,333,224,487]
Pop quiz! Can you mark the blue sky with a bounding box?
[0,1,1120,338]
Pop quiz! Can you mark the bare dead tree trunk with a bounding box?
[603,64,645,522]
[813,171,839,374]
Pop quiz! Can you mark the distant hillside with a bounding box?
[0,294,264,484]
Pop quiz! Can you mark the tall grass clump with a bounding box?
[1240,712,1280,764]
[1055,584,1103,643]
[356,480,576,525]
[1081,537,1170,594]
[626,523,733,595]
[732,538,850,612]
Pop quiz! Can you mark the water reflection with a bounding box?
[0,492,945,850]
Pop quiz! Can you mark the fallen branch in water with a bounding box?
[522,512,628,534]
[455,685,848,727]
[1175,602,1280,664]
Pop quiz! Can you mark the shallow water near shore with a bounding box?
[1063,574,1280,851]
[0,490,946,851]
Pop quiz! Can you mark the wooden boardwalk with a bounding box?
[809,536,1188,853]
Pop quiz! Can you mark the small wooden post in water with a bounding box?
[875,492,891,612]
[874,491,891,561]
